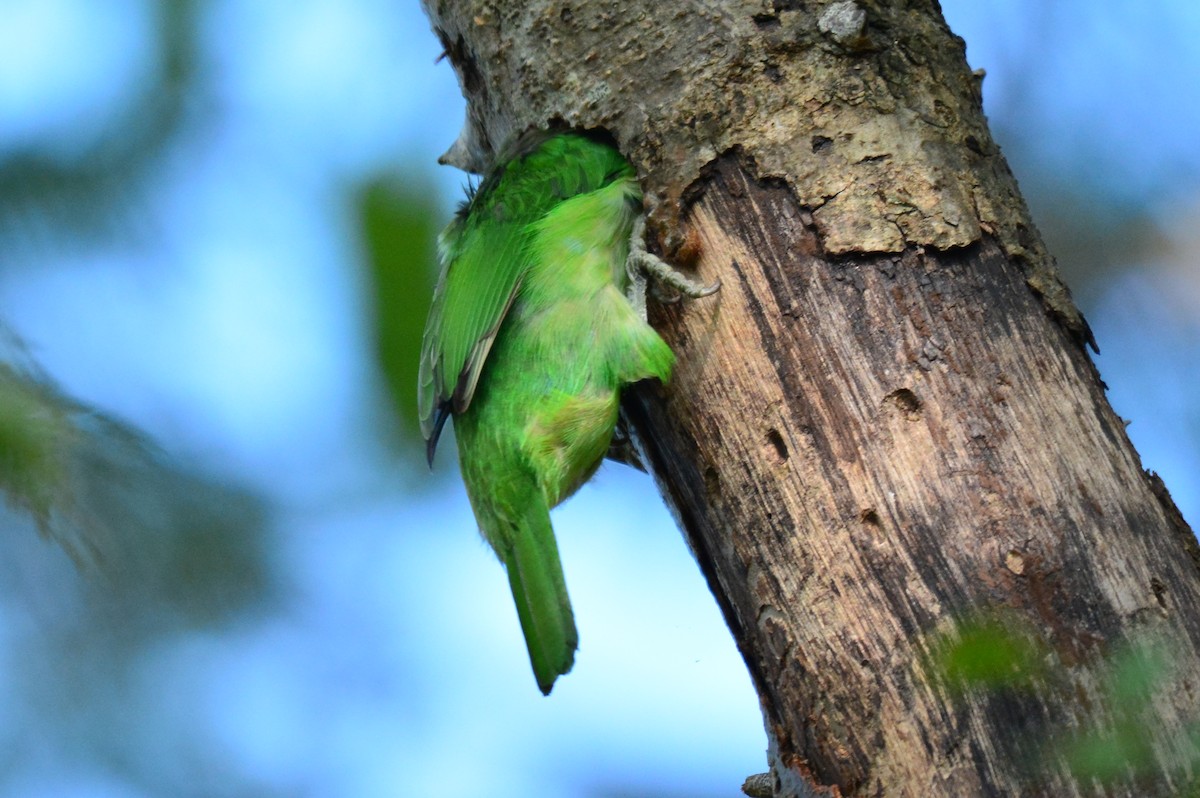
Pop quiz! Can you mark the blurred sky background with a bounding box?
[0,2,1197,797]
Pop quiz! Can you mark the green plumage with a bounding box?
[418,132,674,694]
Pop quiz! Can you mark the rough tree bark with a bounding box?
[420,1,1200,795]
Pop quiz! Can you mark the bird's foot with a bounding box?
[625,216,720,320]
[605,415,646,471]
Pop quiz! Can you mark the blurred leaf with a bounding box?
[357,173,443,453]
[0,330,275,794]
[1060,718,1156,785]
[925,614,1049,693]
[926,615,1200,787]
[1056,640,1199,785]
[0,325,273,625]
[1105,642,1169,708]
[0,363,75,534]
[69,420,275,631]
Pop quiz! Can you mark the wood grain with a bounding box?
[625,156,1200,796]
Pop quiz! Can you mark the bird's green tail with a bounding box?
[506,495,577,695]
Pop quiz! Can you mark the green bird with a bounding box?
[419,131,713,694]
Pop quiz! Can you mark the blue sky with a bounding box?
[0,1,1197,796]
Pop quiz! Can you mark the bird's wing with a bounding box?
[417,203,529,453]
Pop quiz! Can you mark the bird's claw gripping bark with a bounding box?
[626,216,720,320]
[605,418,646,471]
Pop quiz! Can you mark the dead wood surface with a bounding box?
[625,156,1200,795]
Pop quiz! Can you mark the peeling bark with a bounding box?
[421,1,1200,794]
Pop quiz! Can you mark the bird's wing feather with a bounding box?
[418,208,530,444]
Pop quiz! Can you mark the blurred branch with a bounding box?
[0,324,272,627]
[0,0,205,247]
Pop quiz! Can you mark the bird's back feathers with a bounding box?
[419,133,634,460]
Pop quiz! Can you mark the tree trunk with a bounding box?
[421,1,1200,795]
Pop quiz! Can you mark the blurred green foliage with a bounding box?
[0,357,276,794]
[1057,643,1178,785]
[0,333,274,622]
[0,0,273,594]
[0,0,203,245]
[925,614,1200,790]
[0,363,75,536]
[0,3,281,791]
[927,614,1050,693]
[357,175,442,451]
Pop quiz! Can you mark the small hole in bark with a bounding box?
[884,388,922,420]
[766,428,788,463]
[753,12,780,28]
[1152,577,1168,609]
[1005,550,1026,575]
[811,135,833,153]
[676,226,703,267]
[859,508,881,527]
